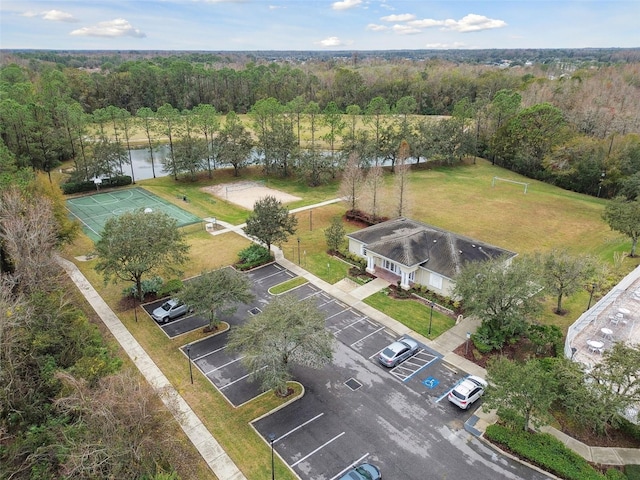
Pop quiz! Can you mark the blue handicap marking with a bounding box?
[422,376,439,389]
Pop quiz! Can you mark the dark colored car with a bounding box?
[338,462,381,480]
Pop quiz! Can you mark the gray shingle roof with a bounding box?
[347,217,517,279]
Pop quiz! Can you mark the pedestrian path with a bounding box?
[56,256,247,480]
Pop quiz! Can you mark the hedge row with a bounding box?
[62,175,132,194]
[485,424,607,480]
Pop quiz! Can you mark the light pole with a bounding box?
[297,237,301,265]
[268,433,276,480]
[428,301,435,336]
[465,332,471,356]
[186,344,193,384]
[587,282,597,311]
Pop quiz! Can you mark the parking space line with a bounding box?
[435,375,469,403]
[329,453,370,480]
[403,355,439,383]
[219,366,266,389]
[291,431,346,467]
[203,356,244,375]
[276,413,325,442]
[192,345,227,361]
[350,326,386,346]
[326,308,353,321]
[299,290,322,302]
[331,317,366,335]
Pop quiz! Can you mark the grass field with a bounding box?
[62,155,640,480]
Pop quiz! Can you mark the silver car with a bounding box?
[151,298,189,323]
[448,375,488,410]
[338,463,381,480]
[378,337,419,367]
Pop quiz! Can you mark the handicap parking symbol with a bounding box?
[422,376,439,389]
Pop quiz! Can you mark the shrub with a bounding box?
[485,424,606,480]
[158,279,184,297]
[236,244,272,270]
[122,276,164,299]
[62,175,132,194]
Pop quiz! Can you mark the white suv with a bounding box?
[448,375,487,410]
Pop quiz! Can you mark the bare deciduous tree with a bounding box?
[364,164,385,221]
[0,187,61,294]
[394,140,412,218]
[339,152,363,212]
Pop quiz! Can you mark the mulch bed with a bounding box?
[453,340,640,448]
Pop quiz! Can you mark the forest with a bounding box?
[1,50,639,197]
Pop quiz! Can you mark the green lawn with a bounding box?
[364,290,455,340]
[61,155,640,479]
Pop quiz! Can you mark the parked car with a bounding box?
[448,375,488,410]
[338,462,381,480]
[152,298,189,323]
[378,337,419,367]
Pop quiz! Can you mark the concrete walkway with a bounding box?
[56,256,247,480]
[60,204,640,478]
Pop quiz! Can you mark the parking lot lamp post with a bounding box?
[428,301,435,336]
[587,282,597,311]
[268,433,276,480]
[297,237,301,265]
[186,344,193,384]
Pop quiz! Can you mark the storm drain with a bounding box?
[345,378,362,391]
[249,307,261,315]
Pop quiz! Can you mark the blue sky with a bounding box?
[1,0,638,51]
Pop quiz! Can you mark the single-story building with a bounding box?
[347,217,517,296]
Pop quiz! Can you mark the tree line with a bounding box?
[1,56,639,199]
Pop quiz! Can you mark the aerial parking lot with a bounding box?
[145,263,548,480]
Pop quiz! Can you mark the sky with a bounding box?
[1,0,638,51]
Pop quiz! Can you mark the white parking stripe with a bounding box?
[276,413,325,442]
[329,453,370,480]
[350,326,386,346]
[326,308,354,321]
[291,431,346,467]
[203,355,244,375]
[219,366,266,389]
[192,345,227,361]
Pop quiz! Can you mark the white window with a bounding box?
[408,270,415,282]
[429,273,443,290]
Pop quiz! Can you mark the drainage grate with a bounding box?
[345,378,362,391]
[249,307,261,315]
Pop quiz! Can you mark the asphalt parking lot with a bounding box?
[147,264,548,480]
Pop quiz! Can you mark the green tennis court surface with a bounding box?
[66,187,202,241]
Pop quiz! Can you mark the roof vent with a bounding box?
[433,239,437,243]
[472,244,476,248]
[459,250,463,254]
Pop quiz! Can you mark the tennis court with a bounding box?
[66,187,202,241]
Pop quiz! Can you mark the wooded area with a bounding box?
[1,50,639,199]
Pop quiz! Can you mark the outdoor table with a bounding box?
[587,340,604,354]
[600,328,613,340]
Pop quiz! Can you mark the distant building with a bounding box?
[347,217,517,296]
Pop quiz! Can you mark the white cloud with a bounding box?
[331,0,361,11]
[366,23,388,32]
[425,42,467,49]
[268,5,284,10]
[70,19,146,38]
[42,10,78,22]
[392,24,421,35]
[21,9,78,22]
[316,36,344,47]
[408,18,444,29]
[409,13,506,33]
[380,14,415,22]
[445,14,506,32]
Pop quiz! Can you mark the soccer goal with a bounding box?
[491,176,529,194]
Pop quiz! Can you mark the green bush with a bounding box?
[625,464,640,480]
[62,175,132,194]
[485,424,606,480]
[236,244,272,270]
[158,279,184,297]
[122,276,164,299]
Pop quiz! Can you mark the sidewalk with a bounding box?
[271,252,640,467]
[56,256,247,480]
